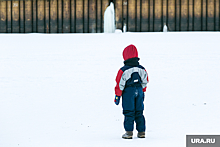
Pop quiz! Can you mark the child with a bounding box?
[114,44,149,139]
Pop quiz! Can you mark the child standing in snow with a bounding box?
[114,44,149,139]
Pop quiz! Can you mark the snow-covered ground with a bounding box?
[0,32,220,147]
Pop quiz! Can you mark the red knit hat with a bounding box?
[122,44,138,61]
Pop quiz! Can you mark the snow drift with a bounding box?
[0,32,220,147]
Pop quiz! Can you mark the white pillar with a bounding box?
[104,2,116,33]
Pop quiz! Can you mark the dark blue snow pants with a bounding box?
[122,86,146,132]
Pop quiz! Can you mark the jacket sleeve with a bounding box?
[115,69,124,96]
[142,70,149,92]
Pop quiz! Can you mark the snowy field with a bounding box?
[0,32,220,147]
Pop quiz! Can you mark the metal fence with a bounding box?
[0,0,219,33]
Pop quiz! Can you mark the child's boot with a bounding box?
[122,131,133,139]
[137,132,145,138]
